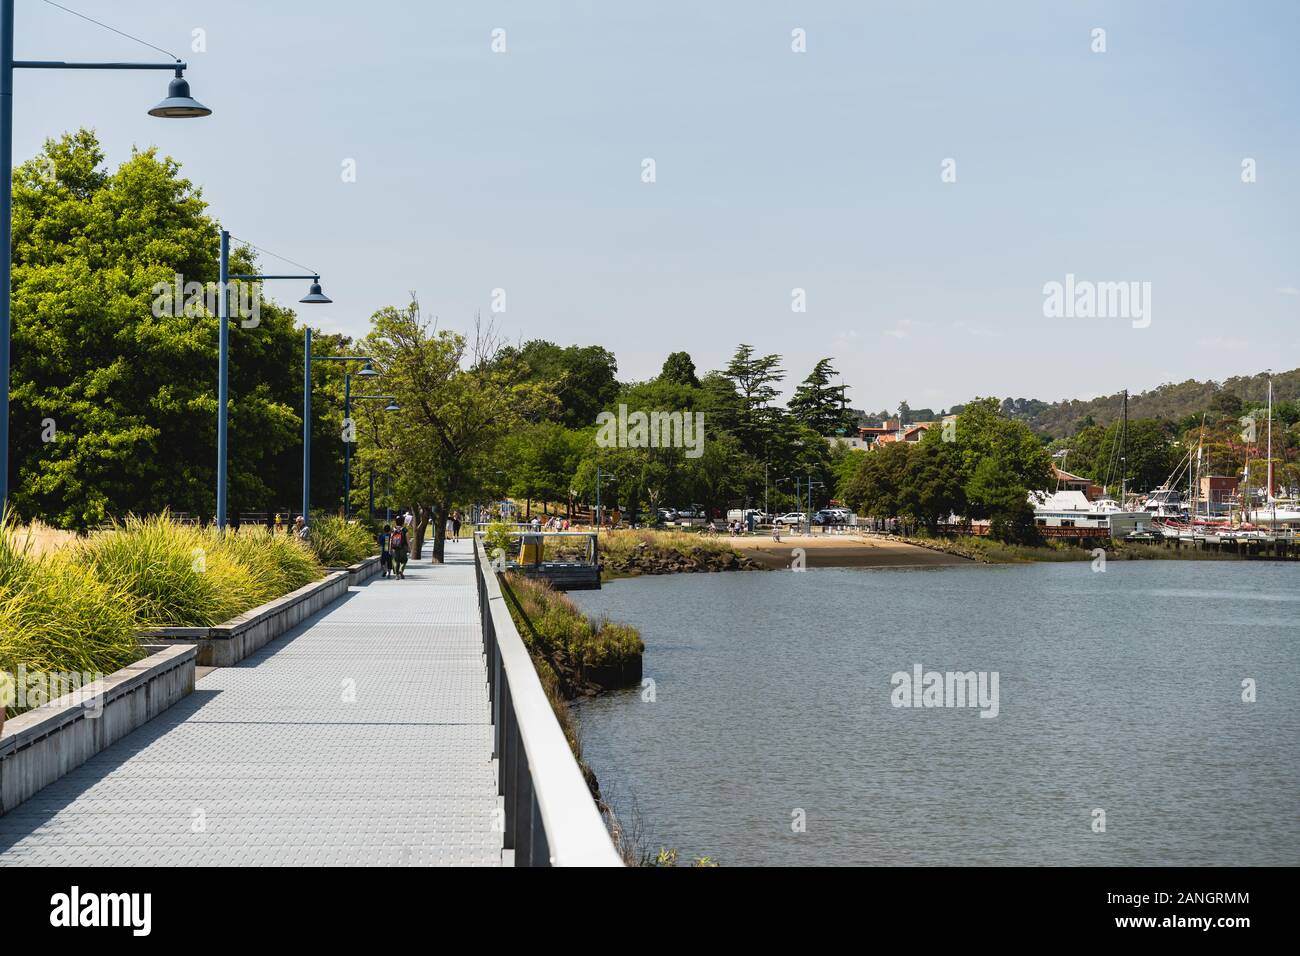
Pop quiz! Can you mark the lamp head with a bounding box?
[149,70,212,118]
[357,361,380,377]
[299,279,332,304]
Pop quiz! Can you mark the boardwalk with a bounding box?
[0,539,503,866]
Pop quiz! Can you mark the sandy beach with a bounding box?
[728,533,973,570]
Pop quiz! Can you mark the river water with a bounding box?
[570,561,1300,866]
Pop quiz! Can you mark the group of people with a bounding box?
[266,513,310,540]
[530,515,571,532]
[376,516,412,579]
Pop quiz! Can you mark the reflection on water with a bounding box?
[571,561,1300,866]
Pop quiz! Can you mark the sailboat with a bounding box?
[1243,376,1300,530]
[1034,389,1152,533]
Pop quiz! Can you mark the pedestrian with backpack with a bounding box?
[390,518,410,579]
[377,524,393,578]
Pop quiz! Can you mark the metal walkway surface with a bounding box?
[0,538,503,866]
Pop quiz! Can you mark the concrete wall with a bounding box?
[145,570,351,666]
[339,555,381,588]
[0,644,196,814]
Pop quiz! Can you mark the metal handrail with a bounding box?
[473,539,622,867]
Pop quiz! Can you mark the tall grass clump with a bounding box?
[210,526,323,600]
[1,521,142,718]
[503,572,643,671]
[77,513,264,627]
[598,528,737,562]
[307,515,374,566]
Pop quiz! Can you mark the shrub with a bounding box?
[211,526,323,600]
[1,523,142,718]
[0,512,334,719]
[307,515,374,566]
[483,521,516,561]
[502,573,643,670]
[77,514,264,627]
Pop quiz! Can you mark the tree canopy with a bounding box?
[9,130,345,528]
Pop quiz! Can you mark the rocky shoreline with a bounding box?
[601,542,762,579]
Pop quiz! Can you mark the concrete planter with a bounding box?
[0,644,196,815]
[331,555,381,588]
[144,570,351,666]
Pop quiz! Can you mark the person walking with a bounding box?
[390,518,410,580]
[452,511,462,540]
[377,524,393,578]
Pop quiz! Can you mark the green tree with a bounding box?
[10,130,318,528]
[359,299,552,560]
[659,351,699,388]
[499,421,585,517]
[965,455,1039,543]
[720,344,784,456]
[899,440,965,531]
[494,339,618,428]
[788,358,855,436]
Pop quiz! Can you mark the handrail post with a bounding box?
[515,741,533,865]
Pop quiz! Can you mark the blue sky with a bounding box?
[18,0,1299,413]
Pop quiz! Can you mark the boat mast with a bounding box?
[1266,373,1274,505]
[1120,389,1128,505]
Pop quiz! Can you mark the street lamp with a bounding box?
[595,467,616,532]
[0,4,210,508]
[301,329,378,521]
[216,230,331,528]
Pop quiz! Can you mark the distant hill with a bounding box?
[999,367,1300,437]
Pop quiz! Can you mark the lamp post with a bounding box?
[216,236,331,528]
[595,467,614,532]
[0,3,210,507]
[301,335,378,521]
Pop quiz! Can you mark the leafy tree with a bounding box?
[720,344,784,456]
[659,351,699,388]
[899,440,965,531]
[9,130,321,528]
[358,299,552,560]
[844,441,910,518]
[494,339,618,428]
[965,455,1039,544]
[789,358,855,435]
[499,421,585,516]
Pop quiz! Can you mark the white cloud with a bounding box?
[1196,335,1250,351]
[883,319,921,339]
[952,319,1001,338]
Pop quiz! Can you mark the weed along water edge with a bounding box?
[569,561,1300,866]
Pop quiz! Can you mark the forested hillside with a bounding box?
[999,368,1300,438]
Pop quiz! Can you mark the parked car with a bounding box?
[815,508,851,526]
[773,512,807,527]
[674,504,705,520]
[656,508,677,522]
[726,508,769,525]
